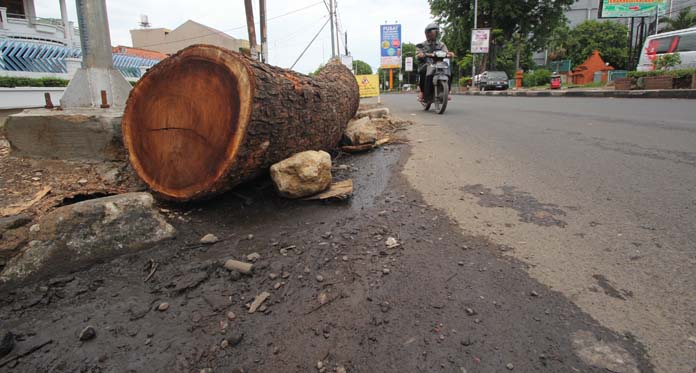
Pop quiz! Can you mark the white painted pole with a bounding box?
[472,0,478,78]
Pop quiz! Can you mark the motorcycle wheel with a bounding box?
[433,83,441,113]
[437,81,448,115]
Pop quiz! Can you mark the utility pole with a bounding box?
[244,0,258,60]
[472,0,478,78]
[329,0,336,58]
[334,0,341,57]
[60,0,131,108]
[259,0,268,63]
[344,31,349,56]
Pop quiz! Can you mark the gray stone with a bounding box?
[572,330,639,373]
[79,326,96,341]
[0,214,31,235]
[344,117,378,145]
[0,193,175,285]
[4,108,124,161]
[270,151,332,199]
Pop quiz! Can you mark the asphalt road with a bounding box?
[384,94,696,373]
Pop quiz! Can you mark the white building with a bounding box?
[0,0,79,47]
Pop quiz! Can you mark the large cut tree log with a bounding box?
[122,44,359,202]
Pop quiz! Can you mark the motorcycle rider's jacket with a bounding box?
[416,40,449,72]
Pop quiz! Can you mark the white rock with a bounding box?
[385,237,399,249]
[200,233,220,244]
[270,151,332,199]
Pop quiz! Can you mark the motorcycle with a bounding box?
[420,50,450,114]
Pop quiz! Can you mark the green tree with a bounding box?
[495,42,536,77]
[566,20,629,70]
[428,0,574,71]
[547,23,571,61]
[352,60,372,75]
[660,7,696,32]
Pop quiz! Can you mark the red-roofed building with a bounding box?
[112,46,168,61]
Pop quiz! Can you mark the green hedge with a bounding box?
[627,68,696,80]
[523,69,552,87]
[0,76,70,88]
[626,68,695,89]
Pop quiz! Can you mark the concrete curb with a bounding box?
[453,89,696,99]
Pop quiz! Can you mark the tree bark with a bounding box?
[122,44,359,202]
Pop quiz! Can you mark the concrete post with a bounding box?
[60,0,131,109]
[76,0,113,69]
[59,0,72,43]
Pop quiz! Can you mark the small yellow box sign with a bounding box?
[356,74,379,98]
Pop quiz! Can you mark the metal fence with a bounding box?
[0,39,161,78]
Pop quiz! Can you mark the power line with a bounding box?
[272,15,330,49]
[135,1,325,50]
[291,17,331,69]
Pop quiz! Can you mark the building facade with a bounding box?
[0,0,79,47]
[130,20,249,56]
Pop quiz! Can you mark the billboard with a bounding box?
[598,0,667,18]
[356,75,380,97]
[405,57,413,72]
[380,24,402,69]
[471,29,490,54]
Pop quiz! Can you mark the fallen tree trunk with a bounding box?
[122,44,359,202]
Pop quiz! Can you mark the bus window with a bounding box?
[648,36,678,55]
[677,33,696,52]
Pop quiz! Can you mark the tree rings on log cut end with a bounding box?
[122,44,254,201]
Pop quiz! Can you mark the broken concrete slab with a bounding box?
[0,192,175,286]
[3,108,124,161]
[344,117,378,146]
[270,151,332,199]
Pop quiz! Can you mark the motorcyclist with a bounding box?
[416,23,454,102]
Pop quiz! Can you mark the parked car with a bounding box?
[637,27,696,71]
[476,71,509,91]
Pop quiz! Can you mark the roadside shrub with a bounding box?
[653,53,681,70]
[523,68,552,87]
[628,68,694,88]
[37,77,69,87]
[0,76,69,88]
[458,77,472,87]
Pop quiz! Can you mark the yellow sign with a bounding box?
[356,74,379,98]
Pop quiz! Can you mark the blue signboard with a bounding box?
[380,24,402,69]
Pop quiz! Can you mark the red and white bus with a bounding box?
[637,27,696,71]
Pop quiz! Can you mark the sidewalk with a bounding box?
[454,88,696,99]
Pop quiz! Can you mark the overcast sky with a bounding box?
[33,0,435,74]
